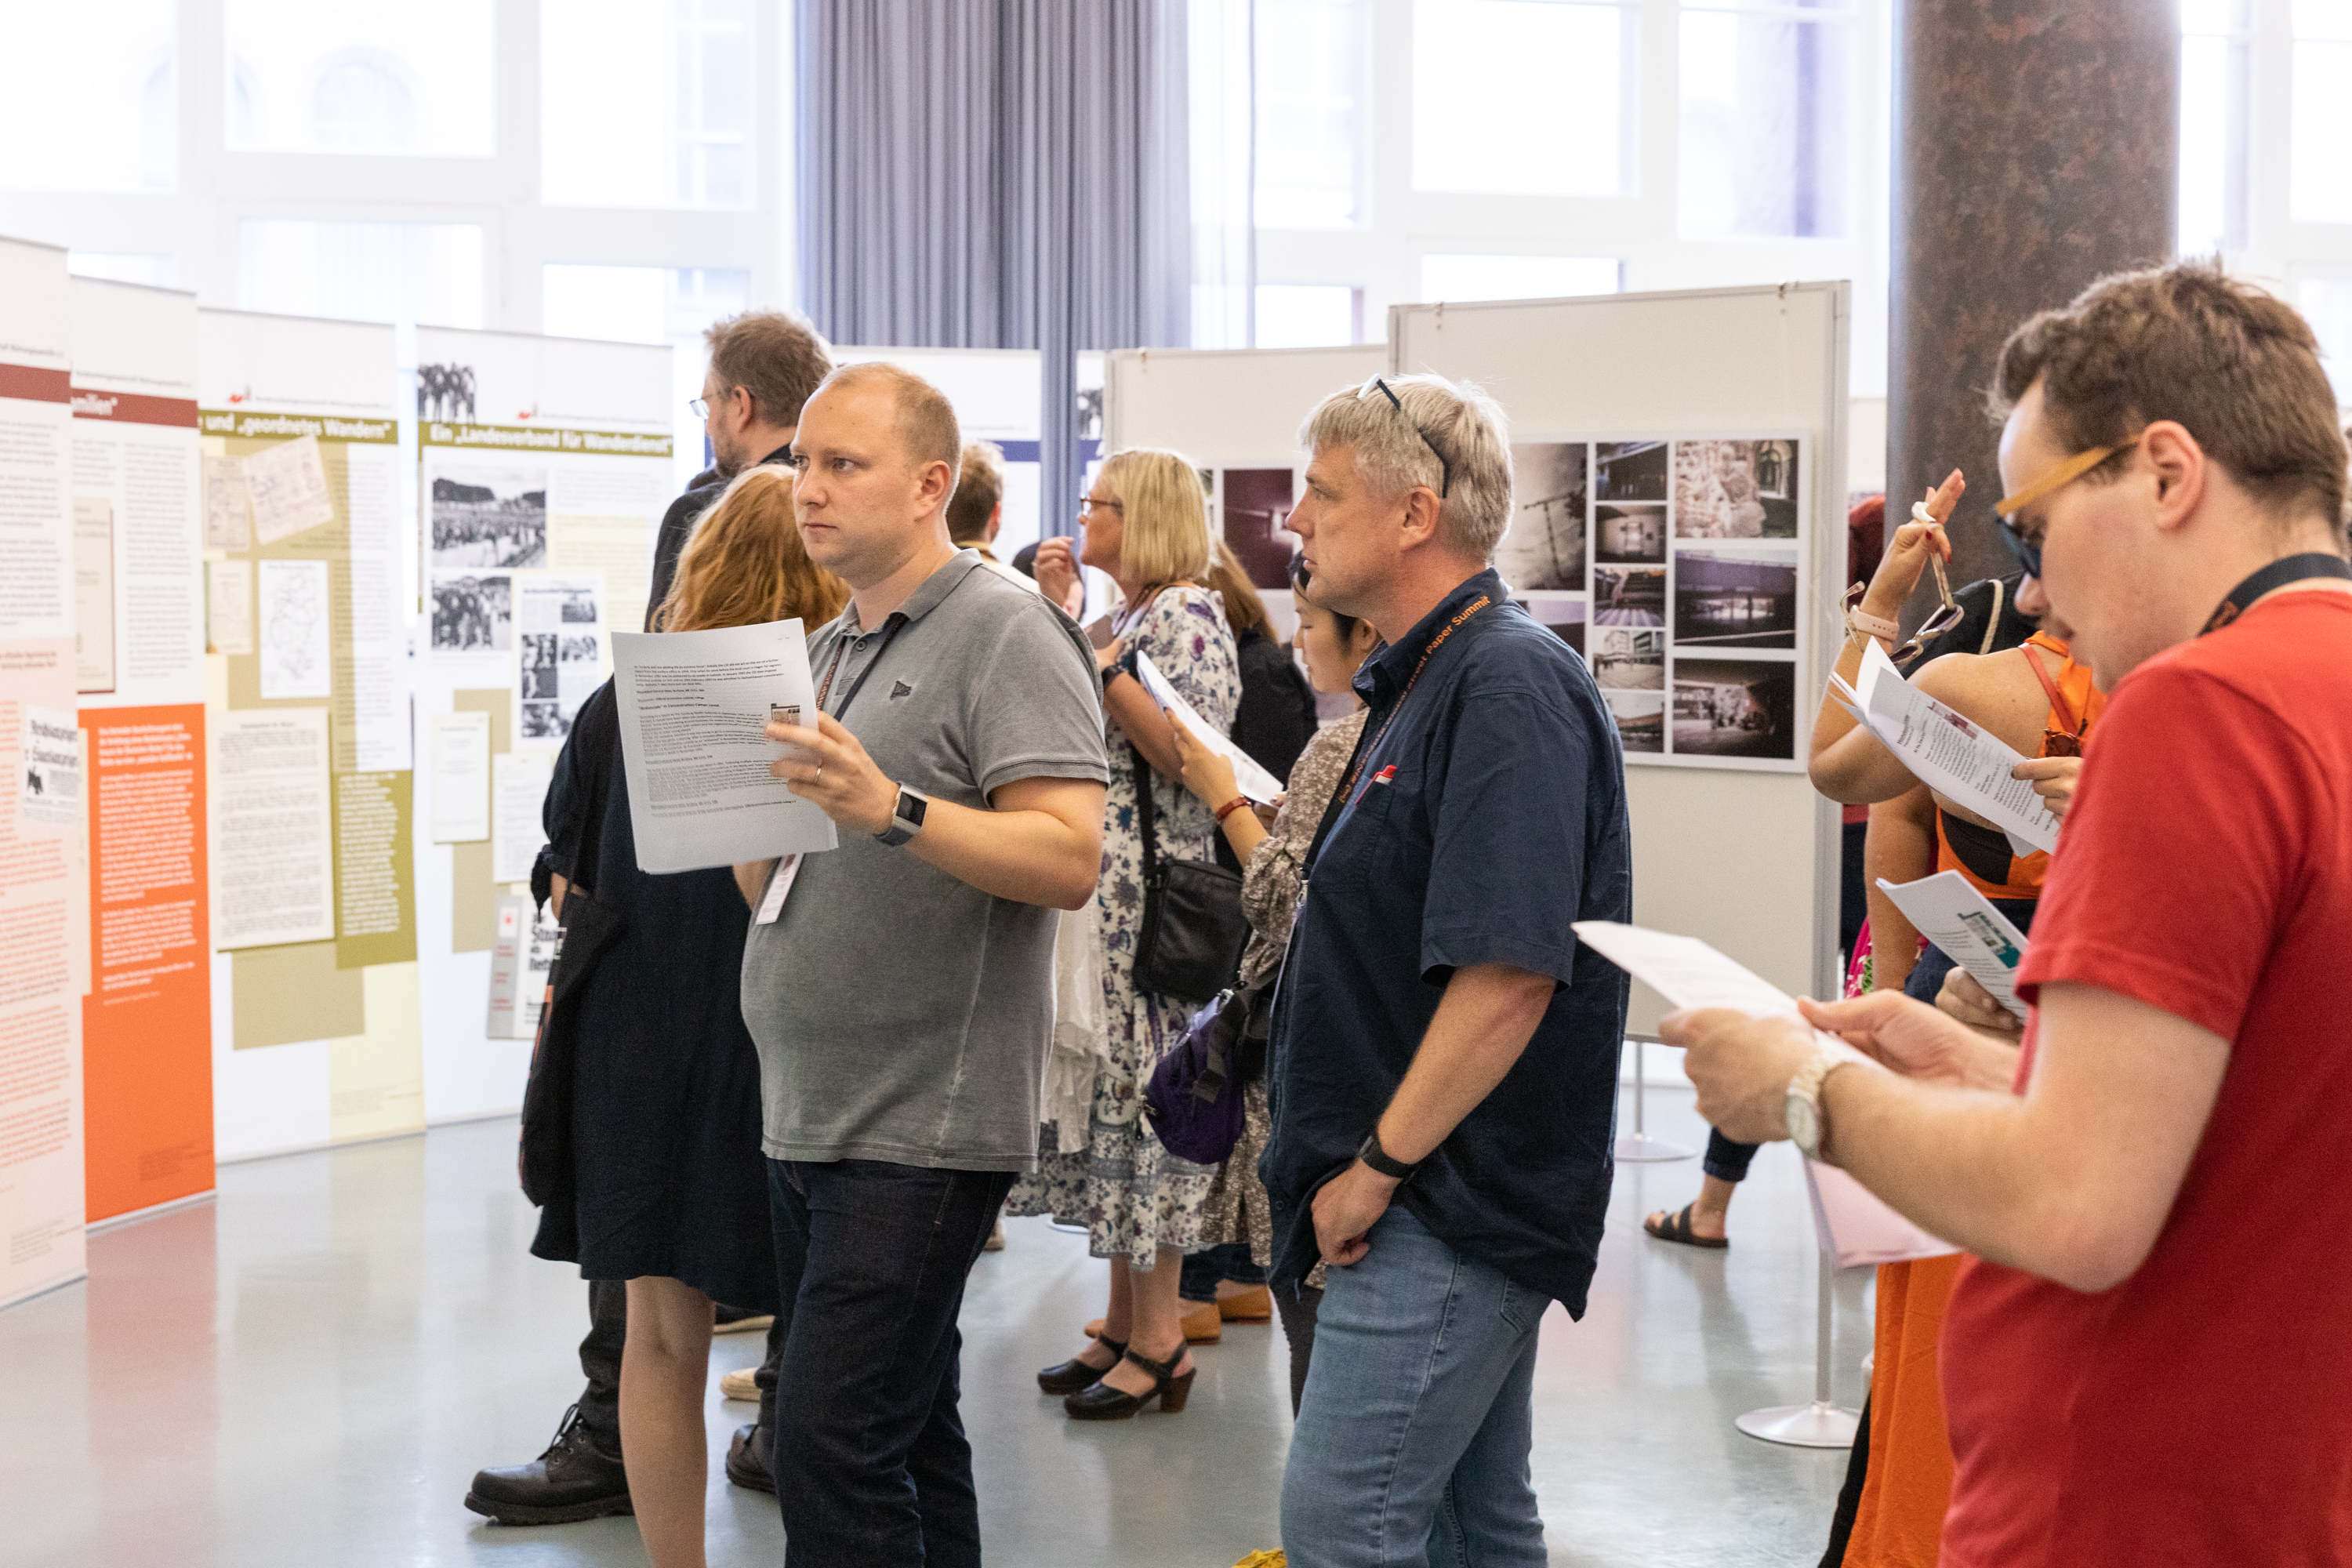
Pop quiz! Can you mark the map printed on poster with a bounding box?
[257,557,333,700]
[1483,435,1806,772]
[241,431,337,544]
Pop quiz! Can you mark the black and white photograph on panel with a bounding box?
[1605,690,1664,754]
[1673,438,1799,539]
[1594,441,1670,502]
[1496,442,1586,590]
[1221,468,1299,590]
[1673,545,1798,649]
[1592,565,1667,627]
[430,572,513,653]
[1592,627,1665,690]
[1671,658,1797,760]
[1595,503,1668,564]
[517,632,604,741]
[1519,592,1587,658]
[430,467,549,568]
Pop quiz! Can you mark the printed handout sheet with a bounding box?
[1137,651,1286,804]
[1831,639,2060,854]
[1876,871,2031,1021]
[609,619,837,873]
[1572,919,1957,1267]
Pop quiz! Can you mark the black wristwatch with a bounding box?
[875,785,929,847]
[1357,1127,1417,1181]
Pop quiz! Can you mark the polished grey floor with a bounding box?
[0,1089,1870,1568]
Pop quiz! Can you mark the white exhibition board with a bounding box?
[412,326,673,1124]
[1391,285,1849,1025]
[198,307,413,1163]
[1105,343,1387,643]
[0,234,86,1307]
[833,347,1047,561]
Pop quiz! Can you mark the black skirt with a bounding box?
[528,681,779,1312]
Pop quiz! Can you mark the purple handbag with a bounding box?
[1144,982,1269,1165]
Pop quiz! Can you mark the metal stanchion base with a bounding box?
[1613,1132,1697,1162]
[1736,1400,1860,1448]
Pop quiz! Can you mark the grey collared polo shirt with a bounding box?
[740,550,1109,1171]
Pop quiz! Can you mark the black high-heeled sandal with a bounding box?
[1062,1345,1194,1420]
[1037,1334,1127,1396]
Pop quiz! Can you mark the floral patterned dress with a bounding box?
[1005,585,1241,1268]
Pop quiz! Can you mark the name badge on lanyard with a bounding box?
[754,854,801,925]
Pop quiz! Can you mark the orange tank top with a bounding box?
[1934,631,2104,902]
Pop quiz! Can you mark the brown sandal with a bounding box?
[1645,1203,1729,1250]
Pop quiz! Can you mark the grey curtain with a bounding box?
[799,0,1191,535]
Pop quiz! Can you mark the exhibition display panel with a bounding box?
[835,346,1049,560]
[198,307,418,1162]
[0,236,86,1307]
[412,326,673,1123]
[70,277,211,1224]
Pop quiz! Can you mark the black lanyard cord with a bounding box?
[815,613,908,720]
[2200,554,2352,636]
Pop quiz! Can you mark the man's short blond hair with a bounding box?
[818,361,963,494]
[1299,374,1514,561]
[948,440,1006,545]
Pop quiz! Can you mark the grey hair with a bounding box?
[1298,373,1514,560]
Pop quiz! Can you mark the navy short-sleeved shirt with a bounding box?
[1261,568,1632,1312]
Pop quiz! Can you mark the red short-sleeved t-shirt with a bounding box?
[1940,590,2352,1566]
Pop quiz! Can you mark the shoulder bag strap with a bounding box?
[1132,745,1159,885]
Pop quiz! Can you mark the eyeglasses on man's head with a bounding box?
[1356,376,1453,500]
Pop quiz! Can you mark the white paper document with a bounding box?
[18,706,82,828]
[201,452,250,550]
[207,560,253,655]
[1833,638,2060,855]
[212,709,336,949]
[257,557,333,700]
[241,432,336,544]
[1571,919,1958,1268]
[428,711,491,843]
[1136,650,1286,804]
[1875,870,2031,1021]
[609,619,838,874]
[493,750,554,884]
[486,895,559,1040]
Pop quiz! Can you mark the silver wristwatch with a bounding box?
[875,786,929,847]
[1784,1048,1851,1162]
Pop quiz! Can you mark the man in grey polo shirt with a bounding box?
[740,361,1107,1567]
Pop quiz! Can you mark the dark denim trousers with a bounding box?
[765,1157,1014,1568]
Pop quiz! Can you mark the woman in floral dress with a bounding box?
[1009,448,1240,1419]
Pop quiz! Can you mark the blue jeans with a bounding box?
[1281,1207,1549,1568]
[765,1158,1014,1568]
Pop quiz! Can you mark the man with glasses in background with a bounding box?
[463,307,833,1527]
[1671,263,2352,1565]
[1261,373,1631,1567]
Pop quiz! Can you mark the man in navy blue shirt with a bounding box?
[1263,373,1632,1568]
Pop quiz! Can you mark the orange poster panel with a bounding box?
[81,704,213,1220]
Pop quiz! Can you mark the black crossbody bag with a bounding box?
[1129,745,1250,1004]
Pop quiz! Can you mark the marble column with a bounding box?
[1888,0,2177,604]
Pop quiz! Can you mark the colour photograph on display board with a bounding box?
[1218,466,1300,590]
[1497,432,1806,769]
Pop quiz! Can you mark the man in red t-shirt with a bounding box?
[1668,260,2352,1565]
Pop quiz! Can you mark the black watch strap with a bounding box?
[1358,1128,1417,1180]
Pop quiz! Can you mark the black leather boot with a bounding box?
[724,1421,777,1494]
[463,1405,633,1524]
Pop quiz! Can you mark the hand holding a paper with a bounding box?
[768,709,898,836]
[2013,754,2082,818]
[1936,967,2027,1039]
[1795,991,2022,1093]
[1658,1007,1821,1144]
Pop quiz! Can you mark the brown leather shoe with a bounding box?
[1218,1284,1273,1322]
[1180,1300,1223,1344]
[724,1421,777,1494]
[463,1405,632,1525]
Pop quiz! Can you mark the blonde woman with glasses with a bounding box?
[1011,451,1243,1420]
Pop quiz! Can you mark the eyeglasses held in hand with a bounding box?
[1356,376,1452,499]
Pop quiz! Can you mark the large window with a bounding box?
[1412,0,1638,198]
[223,0,495,158]
[543,0,756,208]
[0,2,176,192]
[543,264,753,490]
[1256,0,1373,227]
[2181,0,2252,254]
[240,221,485,330]
[2292,0,2352,222]
[1679,0,1853,238]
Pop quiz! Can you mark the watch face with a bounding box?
[1785,1090,1819,1157]
[900,789,928,828]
